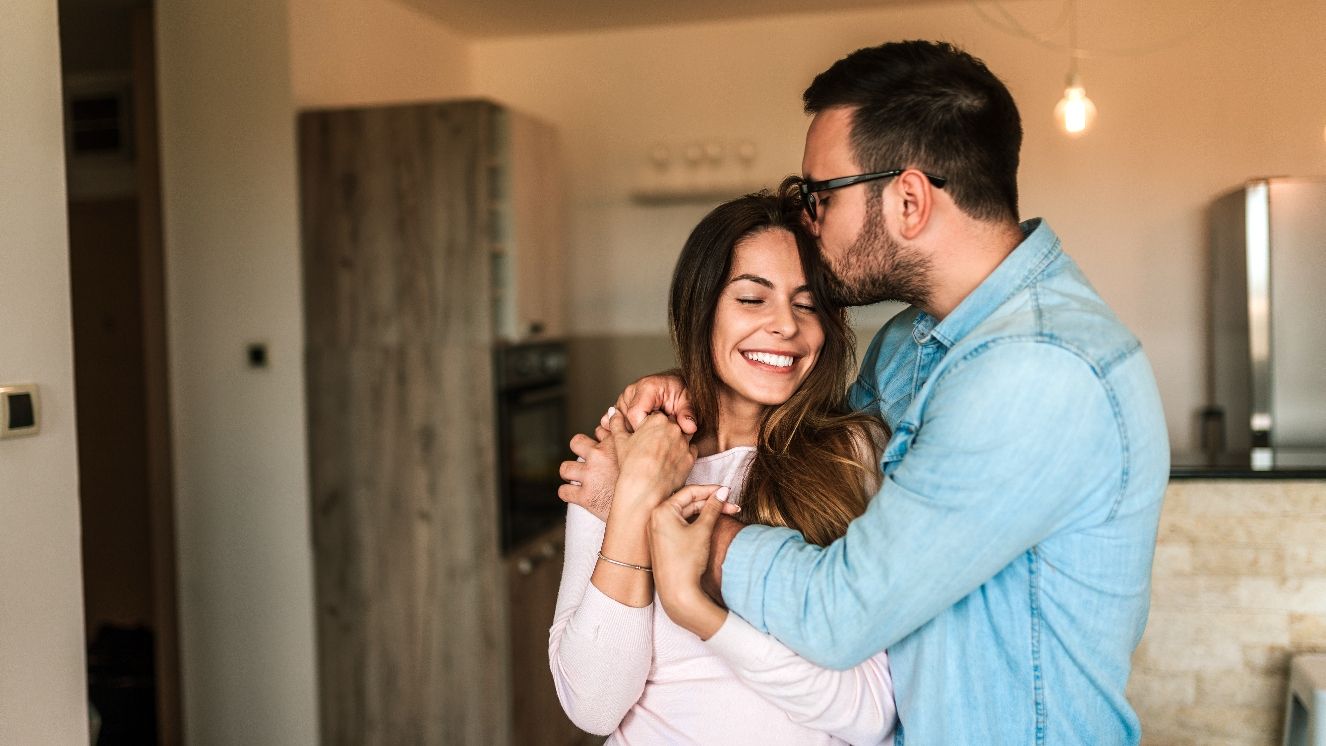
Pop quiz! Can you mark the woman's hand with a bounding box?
[608,411,696,520]
[590,412,696,608]
[616,373,696,435]
[649,484,737,640]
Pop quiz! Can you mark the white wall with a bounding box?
[147,2,478,739]
[471,0,1326,450]
[290,0,473,108]
[156,1,319,743]
[0,1,89,743]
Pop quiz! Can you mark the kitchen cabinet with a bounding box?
[299,100,564,744]
[491,108,565,342]
[505,525,596,745]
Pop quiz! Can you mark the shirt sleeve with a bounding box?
[721,341,1124,669]
[548,504,655,735]
[705,614,896,745]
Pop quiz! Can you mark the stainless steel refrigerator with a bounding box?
[1207,177,1326,467]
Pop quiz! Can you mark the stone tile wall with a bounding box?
[1131,480,1326,745]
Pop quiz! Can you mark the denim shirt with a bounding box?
[721,219,1170,745]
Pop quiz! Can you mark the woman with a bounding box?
[550,181,896,745]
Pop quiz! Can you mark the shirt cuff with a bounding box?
[720,522,801,634]
[703,612,776,666]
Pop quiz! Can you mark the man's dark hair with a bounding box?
[804,40,1022,223]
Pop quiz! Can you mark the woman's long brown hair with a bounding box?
[668,178,886,547]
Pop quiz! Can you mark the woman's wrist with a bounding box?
[611,474,669,519]
[663,588,727,640]
[600,520,651,566]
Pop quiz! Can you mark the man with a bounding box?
[561,40,1168,744]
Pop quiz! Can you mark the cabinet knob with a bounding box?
[538,541,558,559]
[517,558,535,575]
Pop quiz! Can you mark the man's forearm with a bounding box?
[701,516,745,607]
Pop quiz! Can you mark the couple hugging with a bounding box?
[552,40,1169,745]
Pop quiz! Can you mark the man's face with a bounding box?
[801,107,931,308]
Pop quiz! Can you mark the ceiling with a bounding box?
[395,0,946,38]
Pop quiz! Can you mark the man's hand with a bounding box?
[558,419,619,521]
[649,484,738,639]
[616,372,697,435]
[700,515,744,606]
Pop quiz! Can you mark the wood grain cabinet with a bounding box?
[299,100,571,745]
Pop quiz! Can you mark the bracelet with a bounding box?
[597,551,652,573]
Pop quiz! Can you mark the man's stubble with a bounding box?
[821,188,933,309]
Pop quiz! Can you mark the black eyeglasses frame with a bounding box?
[799,169,948,221]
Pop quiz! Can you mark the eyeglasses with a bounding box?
[799,169,948,222]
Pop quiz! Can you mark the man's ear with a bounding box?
[890,169,935,240]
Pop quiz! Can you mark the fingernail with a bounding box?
[715,486,731,503]
[569,480,581,486]
[607,406,618,418]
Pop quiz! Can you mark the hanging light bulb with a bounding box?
[1056,71,1096,136]
[1055,0,1096,137]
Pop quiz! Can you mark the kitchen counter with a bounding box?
[1170,450,1326,480]
[1130,478,1326,744]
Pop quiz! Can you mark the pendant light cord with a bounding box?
[968,0,1241,59]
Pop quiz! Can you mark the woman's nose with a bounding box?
[767,302,798,337]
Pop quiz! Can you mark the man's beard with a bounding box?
[822,195,932,309]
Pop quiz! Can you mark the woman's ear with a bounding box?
[890,169,935,240]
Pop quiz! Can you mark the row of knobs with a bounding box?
[516,540,561,575]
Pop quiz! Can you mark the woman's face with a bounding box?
[711,228,825,411]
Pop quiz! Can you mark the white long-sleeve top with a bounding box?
[549,446,897,745]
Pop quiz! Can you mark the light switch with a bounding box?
[247,342,269,369]
[0,383,41,439]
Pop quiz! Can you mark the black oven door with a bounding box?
[498,383,568,552]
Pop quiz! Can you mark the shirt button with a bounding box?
[913,327,933,344]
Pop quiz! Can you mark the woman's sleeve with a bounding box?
[700,421,895,744]
[704,613,896,745]
[547,504,655,736]
[851,419,888,496]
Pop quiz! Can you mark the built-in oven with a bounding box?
[495,341,569,553]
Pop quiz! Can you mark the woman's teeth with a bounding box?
[744,351,794,368]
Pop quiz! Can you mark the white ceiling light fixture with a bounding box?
[1054,0,1096,137]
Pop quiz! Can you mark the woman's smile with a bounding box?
[740,349,800,371]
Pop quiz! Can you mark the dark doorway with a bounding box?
[59,1,182,743]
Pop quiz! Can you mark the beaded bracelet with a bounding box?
[597,551,652,573]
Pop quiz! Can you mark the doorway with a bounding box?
[59,1,182,743]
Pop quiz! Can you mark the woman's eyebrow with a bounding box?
[729,274,812,294]
[729,273,774,289]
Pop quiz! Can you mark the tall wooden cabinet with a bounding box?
[299,100,569,744]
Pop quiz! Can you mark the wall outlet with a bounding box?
[0,383,40,439]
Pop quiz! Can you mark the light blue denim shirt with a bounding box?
[721,219,1170,745]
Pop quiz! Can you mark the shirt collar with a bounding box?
[914,218,1061,348]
